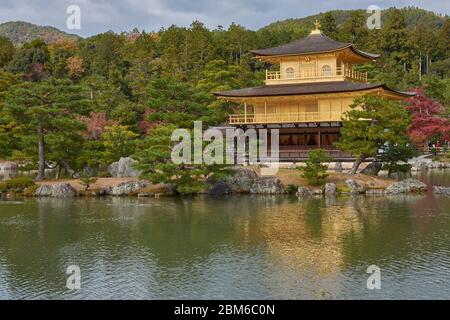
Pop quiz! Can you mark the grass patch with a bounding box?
[0,177,36,193]
[336,184,352,194]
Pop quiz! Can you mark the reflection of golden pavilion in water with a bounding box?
[235,197,376,299]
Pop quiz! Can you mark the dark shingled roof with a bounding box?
[251,33,380,60]
[213,81,413,98]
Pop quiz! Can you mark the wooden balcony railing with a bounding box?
[266,66,367,83]
[229,112,344,125]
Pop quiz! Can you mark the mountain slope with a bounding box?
[0,21,80,46]
[259,7,447,36]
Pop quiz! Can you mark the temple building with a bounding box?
[213,21,412,161]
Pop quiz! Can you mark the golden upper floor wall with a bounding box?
[253,21,378,85]
[266,52,367,85]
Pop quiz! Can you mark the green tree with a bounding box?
[335,95,411,174]
[134,125,230,194]
[319,13,338,39]
[79,31,127,78]
[298,149,332,186]
[8,39,50,81]
[341,11,369,47]
[0,36,15,68]
[0,71,21,159]
[4,79,91,179]
[101,125,139,164]
[378,143,418,177]
[147,77,216,128]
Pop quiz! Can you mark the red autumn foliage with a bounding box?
[406,88,450,147]
[79,112,117,140]
[138,109,158,135]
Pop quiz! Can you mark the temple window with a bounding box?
[321,65,332,76]
[285,67,295,79]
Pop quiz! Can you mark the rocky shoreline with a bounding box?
[1,159,450,199]
[12,168,447,199]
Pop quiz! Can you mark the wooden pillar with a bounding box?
[317,128,321,148]
[264,101,267,123]
[244,102,247,123]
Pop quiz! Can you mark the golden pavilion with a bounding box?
[213,21,412,161]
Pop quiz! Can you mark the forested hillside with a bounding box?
[0,21,79,46]
[0,7,448,187]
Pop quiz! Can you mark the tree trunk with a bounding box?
[36,121,45,180]
[61,160,79,179]
[350,155,366,175]
[56,164,62,180]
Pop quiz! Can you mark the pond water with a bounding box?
[0,170,449,299]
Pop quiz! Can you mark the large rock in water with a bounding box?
[225,168,258,193]
[345,179,365,194]
[34,184,53,197]
[35,183,76,197]
[250,177,285,194]
[324,183,337,195]
[209,181,233,195]
[432,186,450,196]
[296,186,312,197]
[385,179,427,194]
[360,162,382,176]
[110,181,148,196]
[108,157,140,178]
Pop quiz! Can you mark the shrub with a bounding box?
[79,174,98,191]
[23,184,40,196]
[298,149,332,186]
[286,184,299,194]
[0,177,36,192]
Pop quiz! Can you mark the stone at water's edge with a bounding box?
[324,183,337,195]
[34,184,53,197]
[360,162,382,176]
[345,179,365,194]
[365,189,385,195]
[225,168,258,193]
[385,179,427,194]
[388,171,412,180]
[433,186,450,196]
[209,181,233,195]
[35,183,76,198]
[250,177,285,194]
[110,181,148,196]
[296,186,312,197]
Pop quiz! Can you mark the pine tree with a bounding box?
[336,95,411,174]
[319,13,338,39]
[4,79,91,179]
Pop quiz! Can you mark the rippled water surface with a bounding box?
[0,170,450,299]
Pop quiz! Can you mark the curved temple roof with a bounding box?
[251,33,380,60]
[213,81,413,99]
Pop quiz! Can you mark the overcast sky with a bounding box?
[0,0,448,37]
